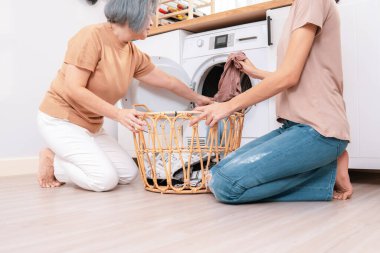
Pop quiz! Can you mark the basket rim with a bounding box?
[141,111,244,116]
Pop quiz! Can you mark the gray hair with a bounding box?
[104,0,158,33]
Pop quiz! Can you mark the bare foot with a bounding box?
[38,148,63,188]
[333,151,353,200]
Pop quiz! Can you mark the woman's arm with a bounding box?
[136,67,213,106]
[239,58,274,80]
[191,23,318,127]
[64,65,146,132]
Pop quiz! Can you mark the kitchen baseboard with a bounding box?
[0,157,38,177]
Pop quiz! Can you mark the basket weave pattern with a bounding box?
[133,105,244,194]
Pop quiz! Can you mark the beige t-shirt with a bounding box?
[39,23,155,133]
[276,0,350,141]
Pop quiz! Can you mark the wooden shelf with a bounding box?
[149,0,292,36]
[155,0,215,27]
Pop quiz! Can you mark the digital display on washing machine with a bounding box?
[215,34,228,49]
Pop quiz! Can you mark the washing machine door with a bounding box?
[190,54,228,94]
[190,54,257,100]
[122,56,191,112]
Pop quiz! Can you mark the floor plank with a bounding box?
[0,171,379,253]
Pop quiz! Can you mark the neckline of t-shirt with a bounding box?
[103,22,131,51]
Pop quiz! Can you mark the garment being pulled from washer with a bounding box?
[214,51,247,102]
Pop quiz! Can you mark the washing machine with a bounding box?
[181,21,279,146]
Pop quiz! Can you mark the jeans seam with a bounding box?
[336,141,341,157]
[326,163,336,200]
[214,170,247,191]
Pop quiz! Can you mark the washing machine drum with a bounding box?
[123,56,191,112]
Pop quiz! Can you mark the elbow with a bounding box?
[281,72,300,89]
[166,76,177,92]
[64,82,83,101]
[64,83,76,99]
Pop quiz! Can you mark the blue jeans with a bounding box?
[209,120,348,204]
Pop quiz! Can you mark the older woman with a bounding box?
[191,0,353,203]
[37,0,212,192]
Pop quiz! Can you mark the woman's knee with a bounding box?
[210,171,246,204]
[118,166,139,185]
[89,171,119,192]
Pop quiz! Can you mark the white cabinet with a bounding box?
[339,0,380,169]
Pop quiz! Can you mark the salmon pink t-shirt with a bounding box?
[276,0,350,141]
[39,23,155,133]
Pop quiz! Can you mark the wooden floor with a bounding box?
[1,171,380,253]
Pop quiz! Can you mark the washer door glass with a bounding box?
[122,57,191,112]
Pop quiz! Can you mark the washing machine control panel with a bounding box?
[183,21,268,59]
[210,34,234,49]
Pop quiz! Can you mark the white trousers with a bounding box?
[37,111,138,192]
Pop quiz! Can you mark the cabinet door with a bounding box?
[339,0,380,169]
[339,2,359,158]
[354,0,380,158]
[266,7,291,131]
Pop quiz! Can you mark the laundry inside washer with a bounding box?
[200,63,253,99]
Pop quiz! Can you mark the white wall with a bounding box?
[0,0,245,161]
[0,0,110,159]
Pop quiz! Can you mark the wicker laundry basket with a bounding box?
[132,104,244,194]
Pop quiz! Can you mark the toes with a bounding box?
[333,192,341,200]
[38,178,63,188]
[342,191,352,200]
[38,178,46,188]
[333,190,352,200]
[52,180,63,187]
[40,182,49,188]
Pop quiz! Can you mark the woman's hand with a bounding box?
[190,102,235,127]
[117,109,146,133]
[195,95,214,106]
[239,58,257,77]
[239,58,273,80]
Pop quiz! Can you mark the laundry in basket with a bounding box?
[144,152,211,180]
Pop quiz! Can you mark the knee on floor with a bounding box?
[210,172,246,205]
[89,173,119,192]
[118,167,139,185]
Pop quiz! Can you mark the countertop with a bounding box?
[149,0,293,36]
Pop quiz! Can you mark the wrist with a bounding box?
[113,108,122,122]
[249,67,259,79]
[194,94,203,104]
[228,98,240,113]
